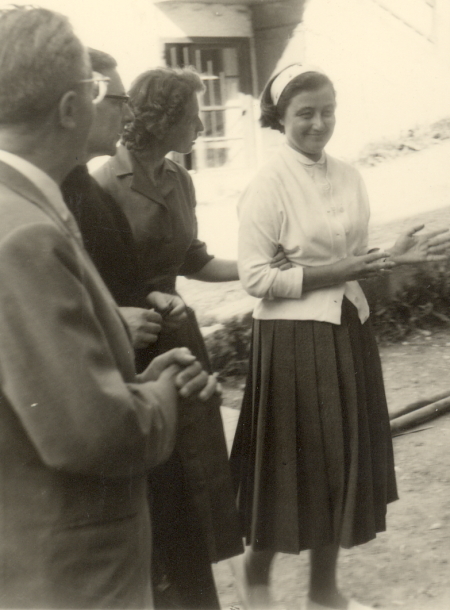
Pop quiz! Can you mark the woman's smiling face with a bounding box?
[280,84,336,161]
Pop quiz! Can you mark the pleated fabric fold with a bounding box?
[230,299,398,553]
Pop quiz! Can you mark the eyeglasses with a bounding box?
[77,71,110,104]
[104,93,130,104]
[104,93,130,105]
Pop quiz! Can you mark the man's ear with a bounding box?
[58,90,78,130]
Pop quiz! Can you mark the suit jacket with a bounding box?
[61,165,147,307]
[0,160,177,609]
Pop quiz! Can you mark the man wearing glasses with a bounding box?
[62,49,171,351]
[0,7,217,609]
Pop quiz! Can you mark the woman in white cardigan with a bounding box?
[230,64,450,610]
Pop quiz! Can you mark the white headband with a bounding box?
[270,64,325,106]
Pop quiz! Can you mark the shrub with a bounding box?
[204,313,252,377]
[370,261,450,343]
[357,117,450,167]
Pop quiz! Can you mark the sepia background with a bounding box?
[1,1,449,608]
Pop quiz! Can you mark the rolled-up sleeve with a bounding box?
[179,237,214,276]
[238,181,304,300]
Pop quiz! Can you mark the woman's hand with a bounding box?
[270,246,293,270]
[389,225,450,264]
[335,251,395,281]
[302,250,394,292]
[119,307,162,348]
[146,291,187,332]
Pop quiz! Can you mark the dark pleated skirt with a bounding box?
[230,298,398,553]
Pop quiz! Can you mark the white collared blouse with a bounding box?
[238,144,371,324]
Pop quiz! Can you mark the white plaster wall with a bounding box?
[374,0,434,38]
[435,0,450,60]
[285,0,450,159]
[5,0,450,164]
[154,2,252,39]
[1,0,165,88]
[0,0,252,85]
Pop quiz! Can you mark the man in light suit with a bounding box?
[0,7,217,608]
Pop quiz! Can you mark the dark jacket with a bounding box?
[62,164,147,307]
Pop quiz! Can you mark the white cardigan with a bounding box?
[238,144,370,324]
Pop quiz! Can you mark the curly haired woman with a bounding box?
[94,67,245,609]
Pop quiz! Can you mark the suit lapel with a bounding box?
[0,160,83,245]
[0,159,54,211]
[0,160,135,365]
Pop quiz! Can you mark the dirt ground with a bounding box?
[211,330,450,610]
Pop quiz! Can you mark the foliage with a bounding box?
[204,313,252,377]
[356,117,450,168]
[370,261,450,343]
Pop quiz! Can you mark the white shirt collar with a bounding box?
[284,142,326,166]
[0,149,71,221]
